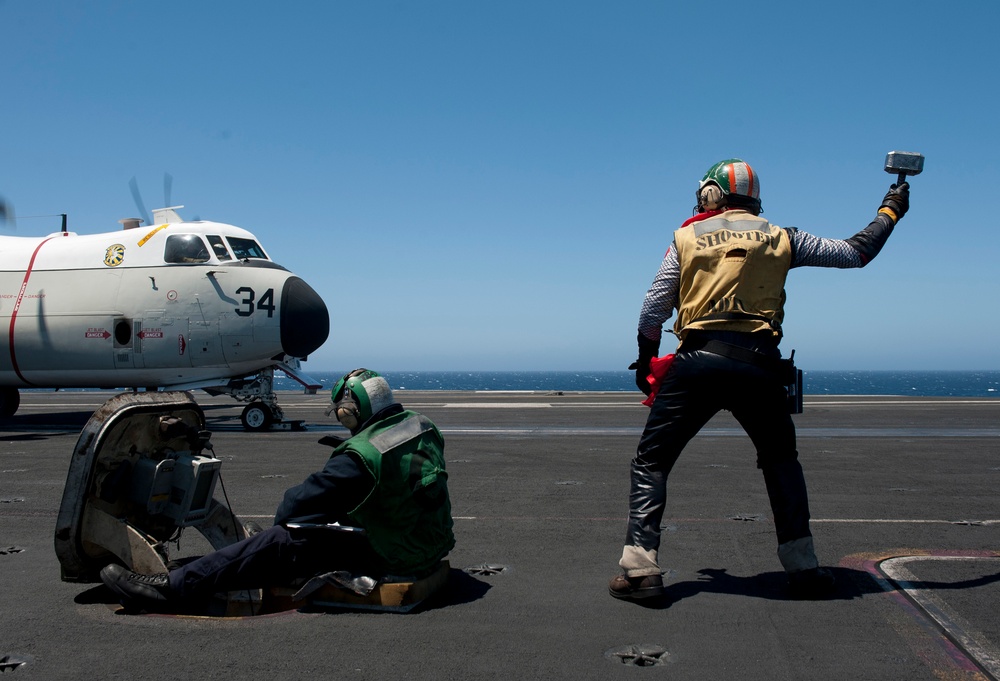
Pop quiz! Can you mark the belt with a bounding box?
[682,337,795,382]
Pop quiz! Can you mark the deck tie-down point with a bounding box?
[463,564,509,576]
[729,513,763,522]
[605,644,671,667]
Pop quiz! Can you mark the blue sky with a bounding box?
[1,1,997,372]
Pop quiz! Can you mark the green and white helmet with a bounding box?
[330,368,394,433]
[696,158,762,215]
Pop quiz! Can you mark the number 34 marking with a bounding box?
[235,287,275,317]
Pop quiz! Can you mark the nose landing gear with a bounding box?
[203,360,319,432]
[240,401,273,432]
[227,365,309,432]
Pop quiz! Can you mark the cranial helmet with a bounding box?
[696,158,762,215]
[330,368,394,433]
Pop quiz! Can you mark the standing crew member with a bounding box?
[609,159,909,601]
[102,369,455,613]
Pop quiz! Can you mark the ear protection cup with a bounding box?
[699,183,725,210]
[331,368,367,432]
[335,399,360,432]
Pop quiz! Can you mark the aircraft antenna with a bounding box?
[10,213,70,232]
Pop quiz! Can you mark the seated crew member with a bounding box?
[101,369,455,613]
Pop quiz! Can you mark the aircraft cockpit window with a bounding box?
[164,235,211,264]
[207,235,233,261]
[226,237,269,261]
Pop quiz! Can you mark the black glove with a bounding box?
[879,182,909,222]
[628,358,652,395]
[629,332,660,395]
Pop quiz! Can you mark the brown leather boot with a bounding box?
[608,573,664,600]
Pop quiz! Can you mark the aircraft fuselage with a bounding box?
[0,218,329,391]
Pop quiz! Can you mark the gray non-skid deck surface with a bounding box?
[2,391,998,680]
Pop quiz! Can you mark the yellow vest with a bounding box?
[672,211,792,341]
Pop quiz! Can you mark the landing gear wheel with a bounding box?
[0,387,20,418]
[241,402,273,432]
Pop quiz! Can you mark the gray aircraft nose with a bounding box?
[280,276,330,358]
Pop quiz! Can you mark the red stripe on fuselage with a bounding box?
[8,236,60,385]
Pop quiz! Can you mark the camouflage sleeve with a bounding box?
[786,212,895,269]
[786,227,865,269]
[637,245,680,341]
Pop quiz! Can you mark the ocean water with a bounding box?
[276,370,1000,398]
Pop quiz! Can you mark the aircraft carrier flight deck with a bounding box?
[1,390,998,680]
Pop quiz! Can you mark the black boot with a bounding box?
[100,564,176,613]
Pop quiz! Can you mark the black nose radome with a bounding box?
[280,276,329,358]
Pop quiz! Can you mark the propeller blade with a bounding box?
[0,197,13,226]
[163,173,173,207]
[128,176,151,226]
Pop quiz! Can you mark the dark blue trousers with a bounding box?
[168,525,378,599]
